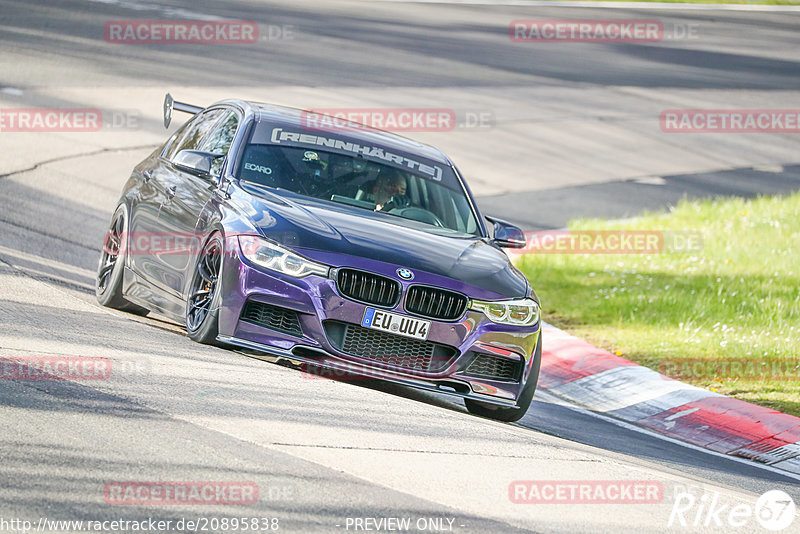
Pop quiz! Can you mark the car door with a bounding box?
[157,109,241,301]
[128,108,228,312]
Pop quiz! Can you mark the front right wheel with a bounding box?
[465,332,542,422]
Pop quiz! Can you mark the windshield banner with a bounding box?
[268,127,443,181]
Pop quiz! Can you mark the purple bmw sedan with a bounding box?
[96,95,541,422]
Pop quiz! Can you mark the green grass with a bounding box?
[516,192,800,417]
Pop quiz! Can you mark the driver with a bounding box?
[368,170,407,210]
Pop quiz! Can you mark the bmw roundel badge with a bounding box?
[396,268,414,281]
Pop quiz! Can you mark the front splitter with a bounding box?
[217,335,518,408]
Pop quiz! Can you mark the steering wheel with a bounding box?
[380,194,410,211]
[388,206,446,228]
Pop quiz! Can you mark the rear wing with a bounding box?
[163,93,203,128]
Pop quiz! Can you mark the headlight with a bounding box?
[470,298,539,326]
[238,235,329,278]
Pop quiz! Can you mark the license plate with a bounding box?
[361,308,430,341]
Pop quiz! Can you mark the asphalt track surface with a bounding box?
[1,1,799,533]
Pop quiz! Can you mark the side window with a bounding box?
[199,112,238,156]
[165,109,227,161]
[161,121,191,158]
[198,112,239,176]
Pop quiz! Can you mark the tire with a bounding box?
[96,205,149,315]
[185,232,224,345]
[465,331,542,422]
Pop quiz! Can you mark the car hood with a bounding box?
[235,186,529,298]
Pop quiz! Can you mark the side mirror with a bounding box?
[486,216,526,249]
[173,150,222,178]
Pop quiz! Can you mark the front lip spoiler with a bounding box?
[217,335,518,408]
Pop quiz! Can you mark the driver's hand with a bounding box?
[382,195,410,211]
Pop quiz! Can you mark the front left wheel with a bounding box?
[186,233,224,345]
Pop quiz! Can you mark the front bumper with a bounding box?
[217,248,541,407]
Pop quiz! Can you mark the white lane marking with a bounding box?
[372,0,800,12]
[664,407,700,420]
[535,390,800,483]
[546,365,719,413]
[1,87,23,96]
[632,176,667,185]
[753,164,785,173]
[661,406,701,429]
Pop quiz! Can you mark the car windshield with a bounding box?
[236,143,481,236]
